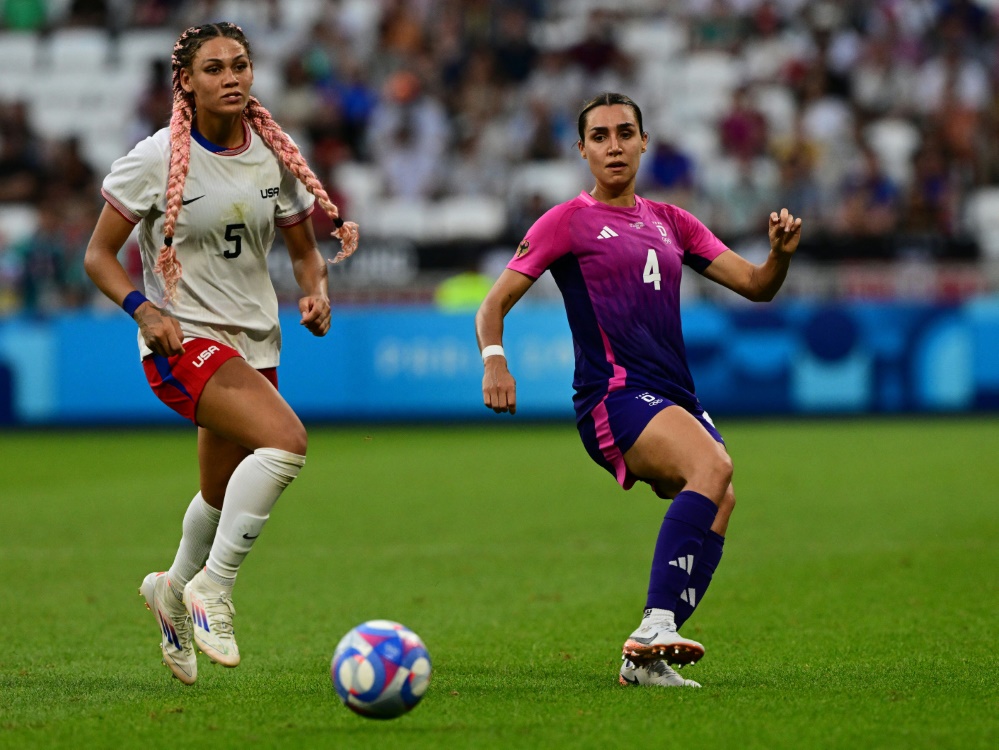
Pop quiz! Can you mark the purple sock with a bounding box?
[674,530,725,628]
[645,490,718,613]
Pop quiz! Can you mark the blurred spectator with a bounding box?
[567,9,621,75]
[335,60,379,161]
[11,203,67,313]
[445,129,508,198]
[130,0,174,28]
[691,0,746,52]
[368,70,449,198]
[900,137,960,237]
[831,144,901,237]
[709,157,778,243]
[66,0,108,27]
[274,57,320,135]
[850,36,918,120]
[773,146,826,234]
[523,50,586,124]
[126,58,173,145]
[521,97,562,162]
[643,139,696,208]
[719,85,769,160]
[46,136,96,196]
[0,102,42,203]
[492,6,538,85]
[913,34,990,117]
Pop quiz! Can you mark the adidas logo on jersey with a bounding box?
[668,554,694,572]
[679,587,697,607]
[597,226,618,239]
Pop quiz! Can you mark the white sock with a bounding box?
[205,448,305,587]
[167,492,221,601]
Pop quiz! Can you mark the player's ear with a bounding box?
[179,67,193,94]
[578,139,586,159]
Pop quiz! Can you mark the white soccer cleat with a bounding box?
[183,569,240,667]
[622,609,704,666]
[619,657,701,688]
[139,572,197,685]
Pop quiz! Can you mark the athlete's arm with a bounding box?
[281,218,331,338]
[475,268,535,415]
[84,203,184,356]
[702,208,802,302]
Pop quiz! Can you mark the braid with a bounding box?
[244,97,359,263]
[156,88,193,303]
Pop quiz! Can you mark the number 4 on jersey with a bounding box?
[643,248,661,290]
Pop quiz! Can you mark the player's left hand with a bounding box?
[299,294,331,337]
[768,208,802,257]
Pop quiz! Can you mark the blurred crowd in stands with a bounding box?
[2,0,999,314]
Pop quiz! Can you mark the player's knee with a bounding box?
[691,449,732,500]
[273,417,308,456]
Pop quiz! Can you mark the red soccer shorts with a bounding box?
[142,337,278,424]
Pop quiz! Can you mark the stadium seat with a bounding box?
[864,117,921,188]
[675,51,741,122]
[964,187,999,259]
[617,19,687,62]
[509,160,586,205]
[0,31,40,78]
[335,162,385,227]
[0,204,40,245]
[437,196,506,241]
[365,197,432,241]
[115,28,177,68]
[45,28,111,69]
[752,84,797,137]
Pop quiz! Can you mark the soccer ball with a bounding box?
[331,620,432,719]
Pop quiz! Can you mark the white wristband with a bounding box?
[481,344,505,362]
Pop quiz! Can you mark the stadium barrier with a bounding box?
[1,298,998,426]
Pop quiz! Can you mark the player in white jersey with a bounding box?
[84,22,359,685]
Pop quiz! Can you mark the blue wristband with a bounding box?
[122,291,149,318]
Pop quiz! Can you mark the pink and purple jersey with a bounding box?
[508,191,728,417]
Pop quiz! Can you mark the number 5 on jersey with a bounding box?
[643,248,661,290]
[224,223,245,259]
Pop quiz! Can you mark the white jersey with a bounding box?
[101,122,315,367]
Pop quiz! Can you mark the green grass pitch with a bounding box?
[1,418,997,749]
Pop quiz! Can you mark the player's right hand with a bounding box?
[134,303,185,357]
[482,359,517,415]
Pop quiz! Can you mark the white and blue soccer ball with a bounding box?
[331,620,432,719]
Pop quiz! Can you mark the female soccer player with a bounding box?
[475,92,802,688]
[84,22,358,685]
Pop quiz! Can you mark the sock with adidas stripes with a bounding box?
[166,492,221,601]
[673,529,725,628]
[645,490,718,613]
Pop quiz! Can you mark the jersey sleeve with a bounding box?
[673,206,729,273]
[275,151,317,228]
[100,134,168,224]
[506,203,576,279]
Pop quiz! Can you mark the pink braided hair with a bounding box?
[156,22,358,305]
[154,87,193,303]
[244,97,359,263]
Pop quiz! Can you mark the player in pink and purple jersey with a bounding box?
[475,92,802,688]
